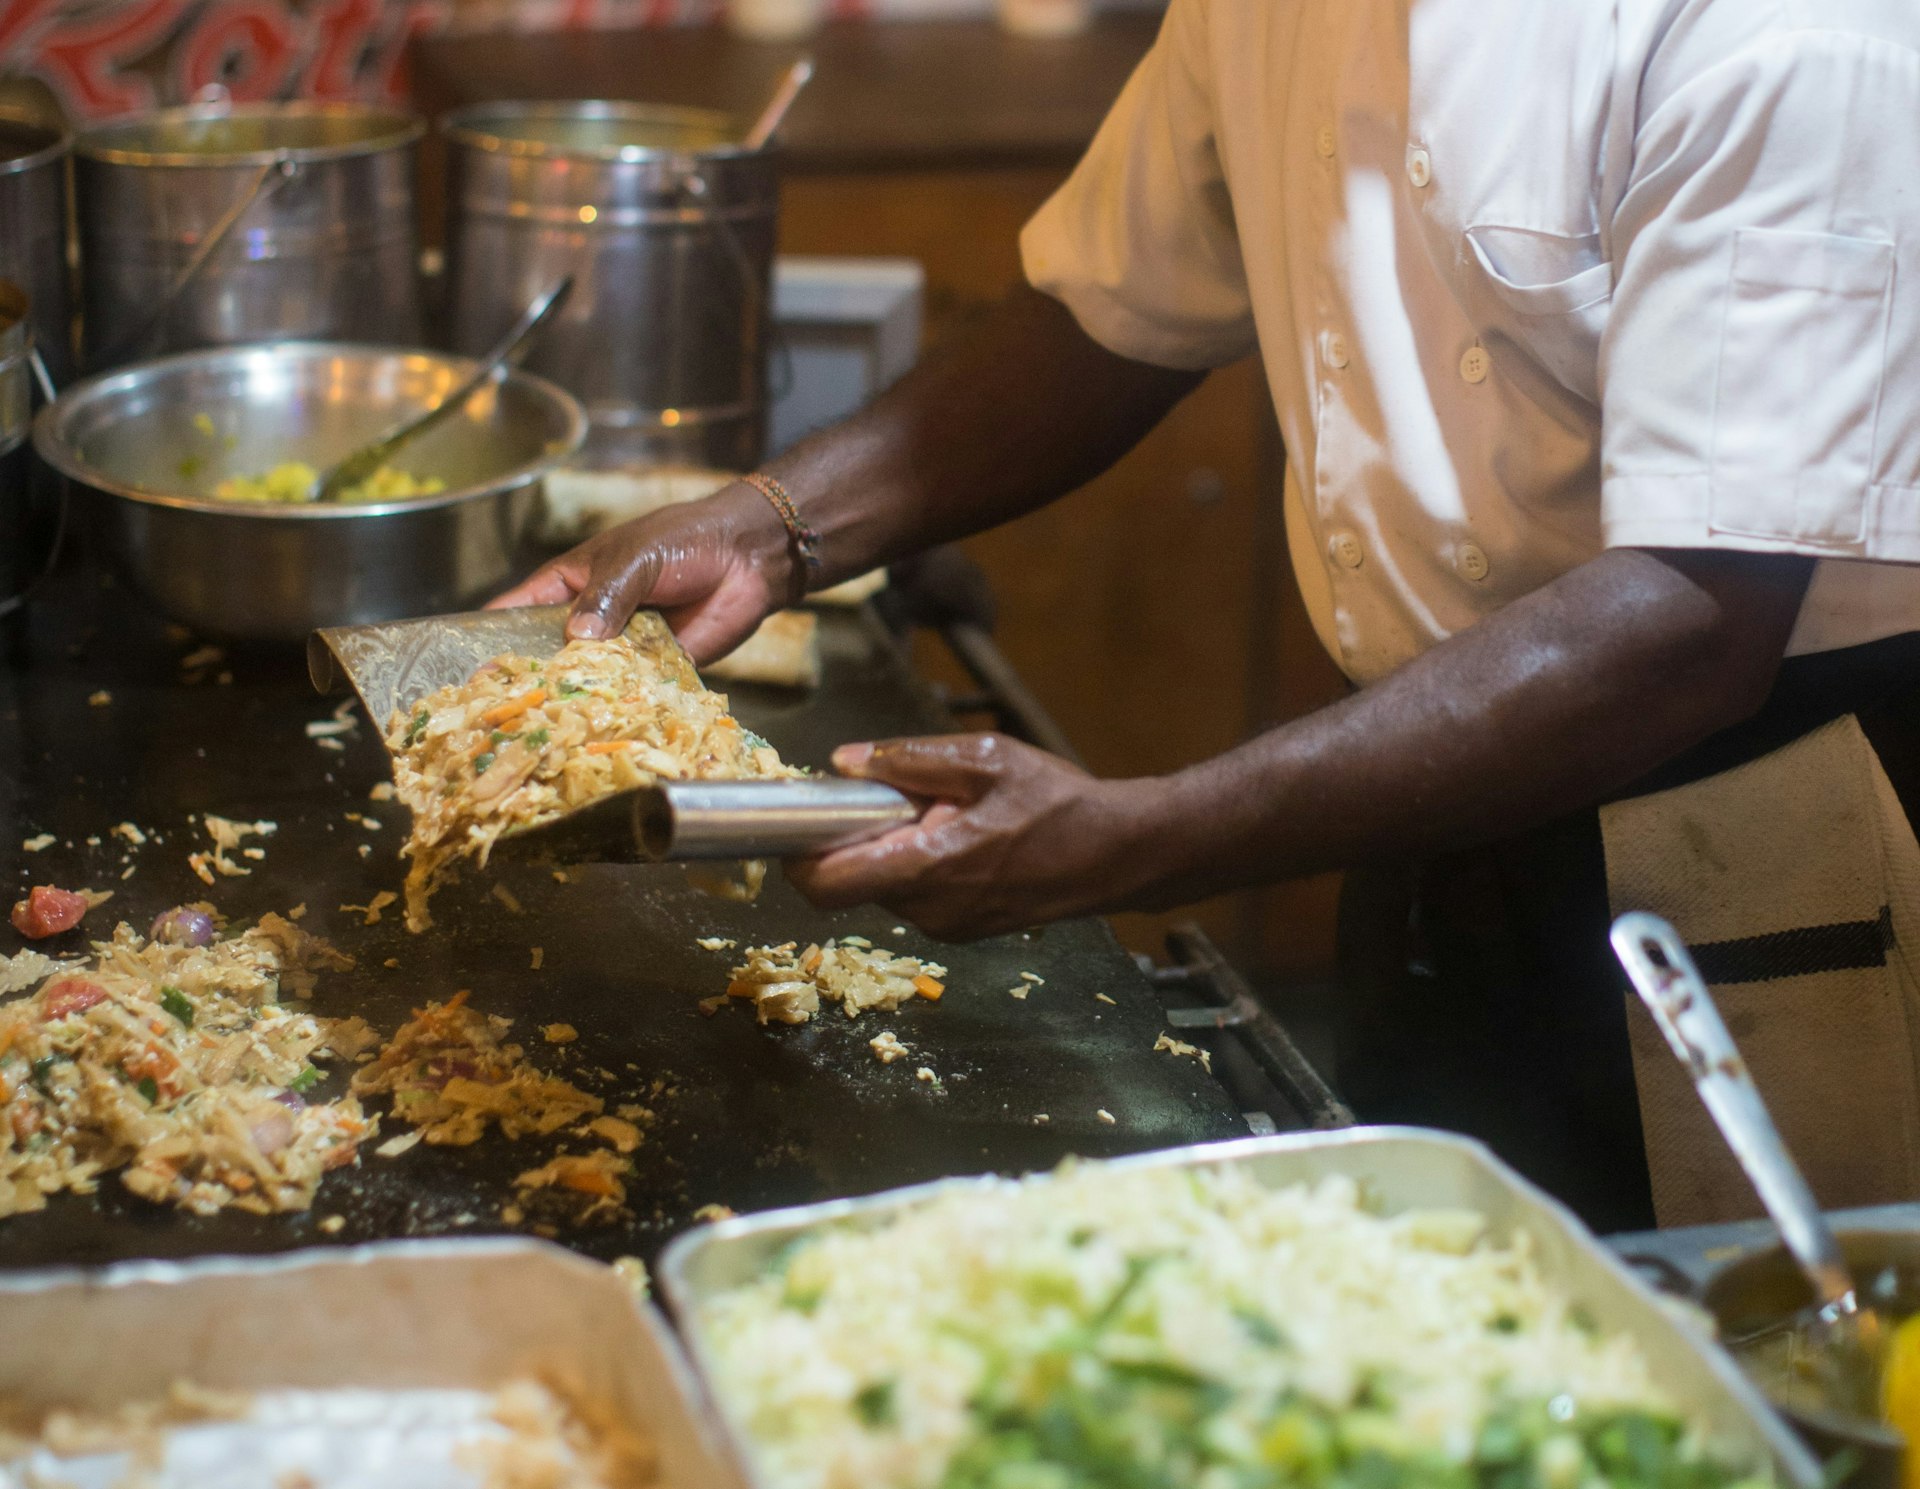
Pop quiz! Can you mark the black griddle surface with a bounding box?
[0,565,1242,1270]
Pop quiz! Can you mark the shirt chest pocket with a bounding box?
[1464,224,1613,406]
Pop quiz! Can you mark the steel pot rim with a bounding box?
[0,104,70,176]
[75,101,425,168]
[440,99,767,164]
[32,340,588,520]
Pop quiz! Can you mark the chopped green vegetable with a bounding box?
[853,1380,897,1429]
[159,985,194,1027]
[136,1076,159,1104]
[474,751,496,774]
[525,728,550,749]
[490,729,511,747]
[29,1054,59,1090]
[288,1065,321,1094]
[405,708,430,746]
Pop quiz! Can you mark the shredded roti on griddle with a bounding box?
[385,615,793,931]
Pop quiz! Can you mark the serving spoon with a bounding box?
[743,56,815,151]
[1611,912,1887,1417]
[310,275,574,504]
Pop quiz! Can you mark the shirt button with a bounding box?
[1459,345,1491,384]
[1406,147,1432,188]
[1457,543,1490,582]
[1325,332,1350,369]
[1315,123,1336,159]
[1328,530,1365,570]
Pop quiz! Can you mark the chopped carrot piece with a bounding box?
[583,739,634,755]
[802,947,824,975]
[226,1172,256,1192]
[913,974,945,1000]
[413,987,474,1020]
[560,1167,621,1198]
[480,688,547,728]
[0,1075,11,1104]
[726,980,758,999]
[0,1026,15,1060]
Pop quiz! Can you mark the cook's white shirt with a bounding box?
[1022,0,1920,684]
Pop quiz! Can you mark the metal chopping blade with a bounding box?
[308,605,919,863]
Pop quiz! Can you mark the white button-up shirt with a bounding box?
[1021,0,1920,683]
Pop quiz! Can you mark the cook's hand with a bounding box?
[488,484,791,663]
[786,734,1155,941]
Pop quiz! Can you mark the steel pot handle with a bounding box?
[92,153,301,367]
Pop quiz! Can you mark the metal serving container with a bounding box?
[32,341,585,642]
[0,280,40,613]
[74,101,424,371]
[443,102,777,472]
[0,1237,744,1487]
[0,105,73,387]
[662,1127,1825,1489]
[1701,1230,1920,1489]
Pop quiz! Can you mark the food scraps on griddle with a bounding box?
[0,913,372,1218]
[722,941,948,1026]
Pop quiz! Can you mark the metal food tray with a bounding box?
[0,1237,743,1488]
[660,1126,1824,1489]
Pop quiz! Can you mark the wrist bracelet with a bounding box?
[740,472,823,603]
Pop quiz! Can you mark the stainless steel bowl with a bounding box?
[33,341,586,642]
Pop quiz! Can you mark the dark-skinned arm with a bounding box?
[492,284,1203,658]
[789,546,1815,938]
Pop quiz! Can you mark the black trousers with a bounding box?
[1333,630,1920,1235]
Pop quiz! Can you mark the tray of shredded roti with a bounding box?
[660,1129,1823,1489]
[0,1238,740,1489]
[382,615,796,932]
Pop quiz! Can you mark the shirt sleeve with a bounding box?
[1600,27,1920,562]
[1019,0,1256,371]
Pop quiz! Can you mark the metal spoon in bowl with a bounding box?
[1612,911,1886,1416]
[310,275,574,504]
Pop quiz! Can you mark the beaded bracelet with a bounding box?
[740,472,823,603]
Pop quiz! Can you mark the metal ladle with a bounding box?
[1612,911,1887,1417]
[310,275,574,504]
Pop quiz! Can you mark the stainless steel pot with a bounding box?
[1703,1229,1919,1489]
[0,107,73,387]
[0,281,40,613]
[32,342,586,642]
[442,101,777,472]
[74,102,424,372]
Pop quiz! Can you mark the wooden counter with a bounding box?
[408,17,1349,979]
[410,16,1158,174]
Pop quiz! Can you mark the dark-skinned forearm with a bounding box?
[759,284,1204,587]
[1110,547,1815,907]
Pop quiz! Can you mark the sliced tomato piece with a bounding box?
[11,885,91,940]
[40,976,109,1020]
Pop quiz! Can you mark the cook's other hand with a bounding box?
[786,734,1155,941]
[488,484,793,663]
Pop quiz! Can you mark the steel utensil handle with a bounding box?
[1610,912,1856,1312]
[639,779,919,859]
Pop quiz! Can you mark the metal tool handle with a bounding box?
[743,56,815,150]
[315,275,574,501]
[640,778,919,859]
[1611,911,1857,1312]
[93,154,299,368]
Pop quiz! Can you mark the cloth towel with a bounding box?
[1601,715,1920,1227]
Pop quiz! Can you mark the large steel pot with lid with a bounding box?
[0,107,73,387]
[74,101,424,372]
[442,101,777,472]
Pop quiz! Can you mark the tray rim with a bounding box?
[659,1124,1826,1489]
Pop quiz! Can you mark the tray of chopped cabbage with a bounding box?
[659,1127,1823,1489]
